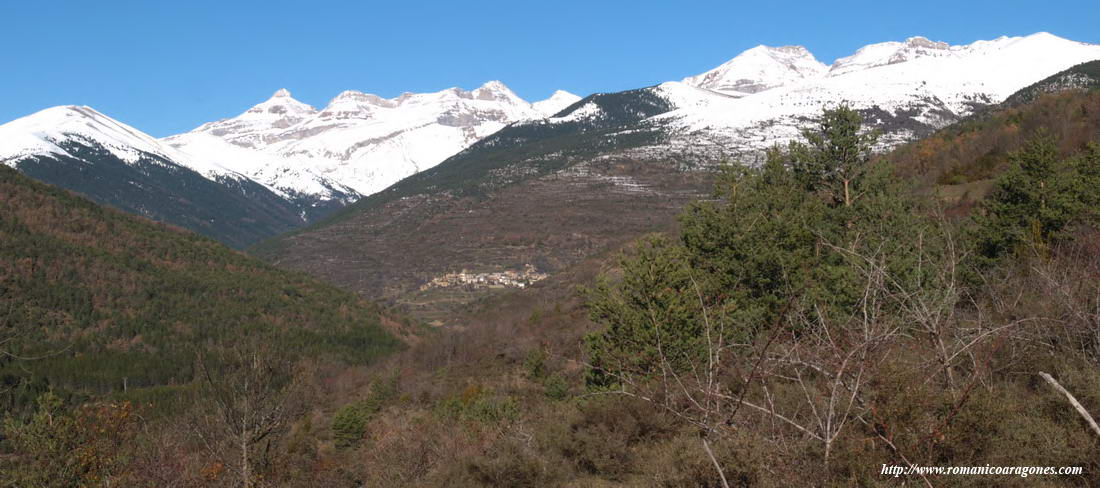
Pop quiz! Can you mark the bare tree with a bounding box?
[583,219,987,484]
[193,343,303,488]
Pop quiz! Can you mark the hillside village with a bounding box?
[419,264,548,291]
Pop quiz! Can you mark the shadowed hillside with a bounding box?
[0,164,400,413]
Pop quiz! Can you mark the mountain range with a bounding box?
[1,32,1098,253]
[252,33,1100,318]
[165,82,580,199]
[0,83,580,247]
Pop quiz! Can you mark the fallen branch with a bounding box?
[702,437,731,488]
[1038,371,1100,438]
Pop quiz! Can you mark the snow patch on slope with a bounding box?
[163,132,359,203]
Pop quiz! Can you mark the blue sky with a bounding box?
[1,0,1098,136]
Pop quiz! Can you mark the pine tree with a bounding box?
[584,106,929,386]
[1070,143,1100,225]
[790,105,879,208]
[974,134,1080,262]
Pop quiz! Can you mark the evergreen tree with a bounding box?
[790,105,879,208]
[974,134,1080,262]
[583,236,709,387]
[584,106,936,386]
[1070,143,1100,225]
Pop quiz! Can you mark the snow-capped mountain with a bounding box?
[533,90,583,116]
[0,105,206,170]
[650,32,1100,155]
[682,45,828,97]
[4,32,1097,252]
[0,106,316,247]
[258,33,1100,304]
[166,83,581,198]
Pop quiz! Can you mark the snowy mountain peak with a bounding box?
[903,36,949,49]
[532,90,582,116]
[658,32,1100,160]
[244,90,317,118]
[477,79,509,92]
[470,80,526,104]
[321,90,393,116]
[829,36,955,76]
[683,44,828,96]
[1026,31,1057,40]
[167,80,557,198]
[190,89,318,148]
[746,44,813,57]
[0,105,178,166]
[321,81,530,113]
[331,90,372,101]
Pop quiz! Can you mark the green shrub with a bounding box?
[435,385,518,423]
[523,349,547,380]
[331,374,399,448]
[331,402,372,448]
[543,373,569,401]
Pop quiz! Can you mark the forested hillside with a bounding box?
[891,83,1100,189]
[0,163,399,411]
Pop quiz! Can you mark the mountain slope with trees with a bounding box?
[888,69,1100,217]
[274,101,1100,486]
[1002,59,1100,108]
[0,164,400,414]
[10,143,315,249]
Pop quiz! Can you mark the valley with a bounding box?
[2,23,1100,486]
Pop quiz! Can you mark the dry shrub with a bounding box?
[641,432,770,488]
[466,437,565,487]
[545,396,675,479]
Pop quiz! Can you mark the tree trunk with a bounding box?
[241,431,251,488]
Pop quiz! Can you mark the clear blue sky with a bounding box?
[1,0,1097,136]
